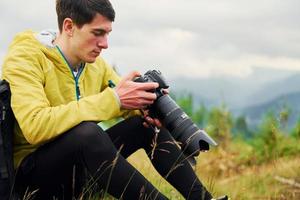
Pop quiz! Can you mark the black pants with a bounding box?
[15,116,212,200]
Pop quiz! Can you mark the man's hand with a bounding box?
[142,110,162,128]
[115,71,159,110]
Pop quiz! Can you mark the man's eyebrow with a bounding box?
[92,28,112,33]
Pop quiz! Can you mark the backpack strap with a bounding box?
[0,80,10,179]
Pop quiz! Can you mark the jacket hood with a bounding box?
[6,30,70,74]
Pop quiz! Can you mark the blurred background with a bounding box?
[1,0,299,199]
[1,0,300,130]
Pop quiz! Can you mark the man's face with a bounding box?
[71,13,112,64]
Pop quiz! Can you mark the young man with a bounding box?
[2,0,227,199]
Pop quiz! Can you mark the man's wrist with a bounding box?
[112,88,121,108]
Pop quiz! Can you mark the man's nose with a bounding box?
[97,36,108,49]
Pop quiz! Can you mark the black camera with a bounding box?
[134,70,217,156]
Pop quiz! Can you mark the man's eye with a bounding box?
[93,31,105,36]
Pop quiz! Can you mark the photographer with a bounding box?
[1,0,227,199]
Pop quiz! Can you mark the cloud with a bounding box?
[106,0,300,77]
[0,0,56,50]
[1,0,299,79]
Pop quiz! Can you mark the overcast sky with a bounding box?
[0,0,299,79]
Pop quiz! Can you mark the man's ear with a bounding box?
[63,18,74,37]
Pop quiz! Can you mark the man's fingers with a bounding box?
[143,122,150,128]
[116,71,161,110]
[145,116,154,124]
[136,82,159,90]
[144,116,162,128]
[139,91,157,100]
[162,88,169,94]
[123,71,141,81]
[153,118,162,127]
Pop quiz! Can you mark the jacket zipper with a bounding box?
[74,68,84,100]
[56,46,84,100]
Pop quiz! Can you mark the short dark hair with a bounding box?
[56,0,115,32]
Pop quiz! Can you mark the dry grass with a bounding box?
[127,145,300,200]
[127,149,184,199]
[197,146,300,200]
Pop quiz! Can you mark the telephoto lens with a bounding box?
[152,94,217,156]
[134,70,217,156]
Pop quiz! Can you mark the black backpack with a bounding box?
[0,80,18,200]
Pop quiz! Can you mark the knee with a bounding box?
[68,122,115,154]
[70,122,102,140]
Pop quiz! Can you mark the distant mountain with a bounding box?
[169,68,300,109]
[168,68,300,131]
[239,92,300,129]
[246,74,300,107]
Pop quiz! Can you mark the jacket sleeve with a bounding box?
[100,61,142,118]
[2,51,122,145]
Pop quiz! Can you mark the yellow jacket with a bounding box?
[2,30,136,168]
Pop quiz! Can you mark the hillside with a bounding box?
[169,71,300,131]
[126,146,300,200]
[240,92,300,129]
[169,70,300,109]
[249,74,300,107]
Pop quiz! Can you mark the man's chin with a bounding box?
[85,57,97,63]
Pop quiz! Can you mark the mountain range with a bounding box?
[169,67,300,129]
[241,92,300,129]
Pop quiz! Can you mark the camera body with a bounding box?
[134,70,217,156]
